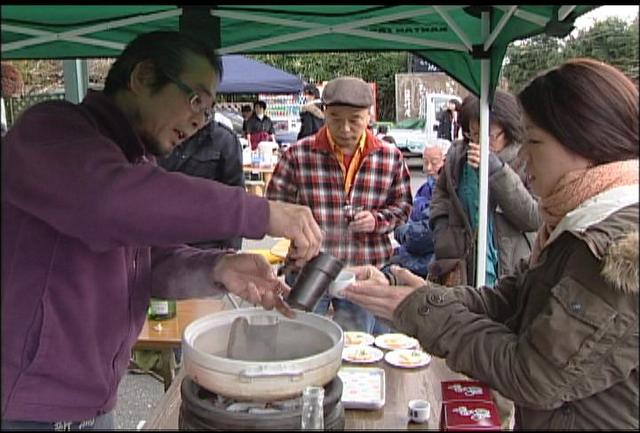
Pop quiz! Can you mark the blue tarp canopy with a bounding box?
[218,55,304,94]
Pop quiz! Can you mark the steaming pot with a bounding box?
[182,308,343,401]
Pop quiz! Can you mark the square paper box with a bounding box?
[440,401,501,431]
[441,380,493,403]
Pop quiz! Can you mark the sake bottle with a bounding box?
[300,386,324,430]
[147,298,176,321]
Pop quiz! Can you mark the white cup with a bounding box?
[328,270,356,298]
[408,399,430,424]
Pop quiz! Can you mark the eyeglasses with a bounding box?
[164,73,214,123]
[464,130,504,143]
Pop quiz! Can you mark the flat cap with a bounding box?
[322,76,373,108]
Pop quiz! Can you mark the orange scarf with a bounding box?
[530,159,639,264]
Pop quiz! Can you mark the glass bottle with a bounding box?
[147,298,176,321]
[300,385,324,430]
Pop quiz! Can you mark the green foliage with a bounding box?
[251,52,407,121]
[502,16,639,93]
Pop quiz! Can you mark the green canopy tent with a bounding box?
[1,4,598,287]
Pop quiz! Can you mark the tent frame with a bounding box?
[1,5,589,288]
[213,6,468,54]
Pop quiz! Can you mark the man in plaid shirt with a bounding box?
[267,76,412,333]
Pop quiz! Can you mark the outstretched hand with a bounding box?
[211,253,295,318]
[343,265,424,320]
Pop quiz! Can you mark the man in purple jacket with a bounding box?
[1,31,322,430]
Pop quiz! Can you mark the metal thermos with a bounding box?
[287,252,345,312]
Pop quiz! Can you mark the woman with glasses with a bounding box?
[427,90,541,287]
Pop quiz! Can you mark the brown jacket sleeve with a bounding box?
[392,244,637,411]
[446,259,526,321]
[489,161,541,232]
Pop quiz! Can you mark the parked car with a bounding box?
[215,108,245,135]
[387,93,459,166]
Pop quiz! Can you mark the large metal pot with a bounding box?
[182,308,343,401]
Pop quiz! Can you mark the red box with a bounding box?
[441,380,493,403]
[440,400,502,431]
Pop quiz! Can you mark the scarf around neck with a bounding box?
[530,159,639,264]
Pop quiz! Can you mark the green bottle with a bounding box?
[147,298,177,321]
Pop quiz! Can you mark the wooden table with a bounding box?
[143,356,467,430]
[134,298,227,390]
[243,165,276,196]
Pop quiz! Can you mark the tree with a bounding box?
[565,16,638,85]
[501,15,639,92]
[1,62,24,97]
[501,35,564,94]
[251,52,407,121]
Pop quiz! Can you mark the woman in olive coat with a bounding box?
[345,59,639,430]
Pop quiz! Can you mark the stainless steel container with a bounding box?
[182,308,344,401]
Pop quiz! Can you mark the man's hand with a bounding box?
[349,210,376,233]
[211,253,295,318]
[267,201,323,268]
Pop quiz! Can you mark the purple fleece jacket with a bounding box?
[1,91,269,422]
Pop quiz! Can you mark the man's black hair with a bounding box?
[104,31,223,96]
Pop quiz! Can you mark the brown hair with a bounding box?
[518,58,639,164]
[461,89,525,146]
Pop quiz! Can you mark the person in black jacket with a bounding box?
[245,100,275,150]
[436,98,461,141]
[158,119,245,249]
[297,84,325,140]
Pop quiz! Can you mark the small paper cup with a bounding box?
[328,270,356,298]
[408,399,430,423]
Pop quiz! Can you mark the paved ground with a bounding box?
[114,166,427,430]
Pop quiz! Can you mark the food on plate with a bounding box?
[375,333,418,350]
[384,349,431,368]
[342,345,383,363]
[398,350,426,366]
[344,331,374,346]
[352,347,373,361]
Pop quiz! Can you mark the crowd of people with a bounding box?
[2,29,637,431]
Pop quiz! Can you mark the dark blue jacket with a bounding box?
[391,177,437,277]
[159,121,245,249]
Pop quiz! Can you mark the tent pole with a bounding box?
[181,6,219,51]
[63,59,88,104]
[476,11,490,288]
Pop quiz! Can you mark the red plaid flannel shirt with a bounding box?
[266,126,412,267]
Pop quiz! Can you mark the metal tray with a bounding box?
[337,366,385,410]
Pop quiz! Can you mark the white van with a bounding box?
[388,93,461,162]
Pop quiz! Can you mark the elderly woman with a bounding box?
[344,58,639,430]
[429,90,541,287]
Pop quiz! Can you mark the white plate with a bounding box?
[342,345,384,364]
[384,349,432,369]
[344,331,375,347]
[374,333,419,351]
